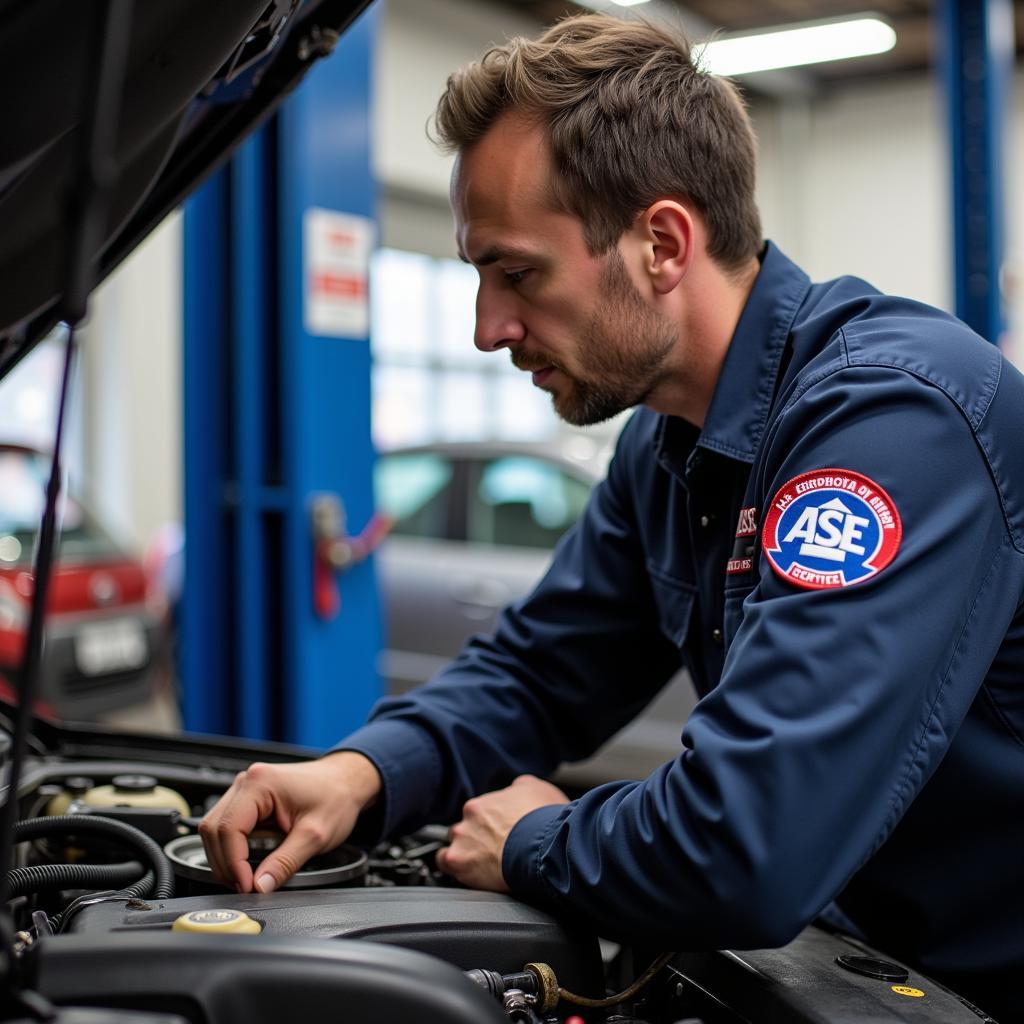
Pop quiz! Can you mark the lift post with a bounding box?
[940,0,1013,344]
[181,6,382,747]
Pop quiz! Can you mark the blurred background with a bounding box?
[0,0,1020,784]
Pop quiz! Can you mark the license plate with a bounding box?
[74,619,148,676]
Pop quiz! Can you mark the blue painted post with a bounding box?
[940,0,1013,344]
[231,129,275,741]
[182,5,382,747]
[182,171,232,735]
[277,4,383,747]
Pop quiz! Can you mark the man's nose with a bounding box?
[474,288,525,353]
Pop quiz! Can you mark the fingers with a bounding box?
[199,804,258,892]
[434,843,451,875]
[249,817,331,894]
[434,813,507,892]
[199,755,378,894]
[434,827,464,881]
[199,766,274,892]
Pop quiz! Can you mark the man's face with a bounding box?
[452,114,677,426]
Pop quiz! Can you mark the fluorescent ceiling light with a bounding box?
[695,16,896,77]
[609,0,652,6]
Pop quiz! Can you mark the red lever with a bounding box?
[311,494,393,620]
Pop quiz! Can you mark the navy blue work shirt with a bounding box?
[341,243,1024,1021]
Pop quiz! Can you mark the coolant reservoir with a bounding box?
[80,774,191,817]
[45,776,94,816]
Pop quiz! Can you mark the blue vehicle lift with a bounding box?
[181,5,383,748]
[940,0,1013,344]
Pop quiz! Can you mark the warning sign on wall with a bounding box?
[303,208,374,339]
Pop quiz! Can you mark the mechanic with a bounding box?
[201,15,1024,1020]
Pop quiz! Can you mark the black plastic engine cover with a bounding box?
[32,933,508,1024]
[70,887,604,996]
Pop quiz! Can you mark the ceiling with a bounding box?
[498,0,1023,86]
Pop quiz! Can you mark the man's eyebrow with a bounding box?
[457,245,539,267]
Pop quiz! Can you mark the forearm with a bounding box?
[340,427,682,842]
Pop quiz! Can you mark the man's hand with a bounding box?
[199,750,381,894]
[435,775,569,892]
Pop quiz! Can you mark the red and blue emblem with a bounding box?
[762,469,902,591]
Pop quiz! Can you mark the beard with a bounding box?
[512,251,677,427]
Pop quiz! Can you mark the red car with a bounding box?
[0,443,161,720]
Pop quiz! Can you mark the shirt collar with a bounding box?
[654,242,811,475]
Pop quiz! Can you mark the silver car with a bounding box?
[374,437,696,787]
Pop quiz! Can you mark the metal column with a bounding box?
[940,0,1013,344]
[182,172,232,738]
[182,5,382,748]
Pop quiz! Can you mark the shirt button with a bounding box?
[712,628,724,645]
[700,515,711,528]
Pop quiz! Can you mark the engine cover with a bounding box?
[69,887,604,995]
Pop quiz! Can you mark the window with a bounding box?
[370,248,558,449]
[468,456,591,550]
[374,452,455,540]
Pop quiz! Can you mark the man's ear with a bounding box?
[636,201,693,295]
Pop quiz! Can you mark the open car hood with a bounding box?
[0,0,372,379]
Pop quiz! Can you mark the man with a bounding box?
[201,14,1023,1020]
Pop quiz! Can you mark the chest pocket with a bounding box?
[724,584,756,648]
[646,563,696,649]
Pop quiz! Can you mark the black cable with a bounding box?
[51,870,155,934]
[6,860,143,899]
[11,815,174,901]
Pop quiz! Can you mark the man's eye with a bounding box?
[504,269,530,285]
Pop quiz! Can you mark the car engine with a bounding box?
[0,716,997,1024]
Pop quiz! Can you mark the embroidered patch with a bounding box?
[762,469,901,590]
[727,507,759,575]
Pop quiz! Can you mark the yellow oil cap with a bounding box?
[171,909,262,935]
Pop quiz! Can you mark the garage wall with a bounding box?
[78,0,1023,549]
[375,0,542,257]
[752,77,950,310]
[376,2,958,306]
[377,1,1021,344]
[80,211,182,553]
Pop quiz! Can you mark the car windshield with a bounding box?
[0,448,121,565]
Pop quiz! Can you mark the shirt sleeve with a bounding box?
[337,417,684,843]
[502,361,1024,950]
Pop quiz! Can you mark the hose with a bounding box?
[556,951,675,1009]
[6,859,144,898]
[10,814,174,900]
[475,953,677,1015]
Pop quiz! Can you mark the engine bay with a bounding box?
[0,716,996,1024]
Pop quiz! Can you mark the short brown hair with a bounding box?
[433,13,762,271]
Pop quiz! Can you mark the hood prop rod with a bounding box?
[0,0,134,910]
